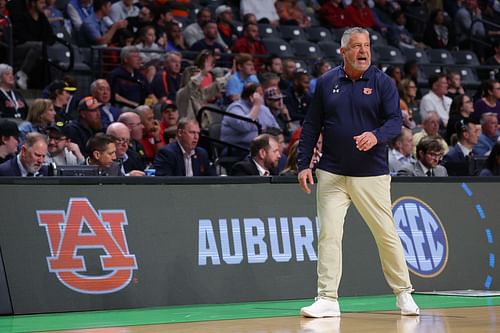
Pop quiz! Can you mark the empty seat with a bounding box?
[401,48,430,64]
[426,48,455,65]
[279,25,306,41]
[367,28,387,46]
[452,50,480,66]
[291,40,322,60]
[318,41,342,62]
[258,24,281,39]
[373,45,405,65]
[330,28,347,43]
[418,65,443,85]
[305,26,332,43]
[261,38,294,58]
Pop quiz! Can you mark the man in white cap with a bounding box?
[215,5,238,49]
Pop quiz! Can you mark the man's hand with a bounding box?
[298,168,314,194]
[354,132,377,151]
[128,170,145,177]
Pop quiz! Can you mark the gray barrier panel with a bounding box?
[0,181,497,314]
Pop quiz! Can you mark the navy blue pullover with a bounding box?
[297,65,402,176]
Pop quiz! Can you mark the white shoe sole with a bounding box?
[300,308,341,318]
[401,308,420,316]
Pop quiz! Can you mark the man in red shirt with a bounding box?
[232,23,267,72]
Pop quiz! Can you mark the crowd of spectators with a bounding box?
[0,0,499,178]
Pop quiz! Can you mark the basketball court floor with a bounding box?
[0,294,498,333]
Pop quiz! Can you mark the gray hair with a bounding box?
[24,132,47,149]
[177,117,198,130]
[422,111,440,122]
[89,78,108,96]
[0,63,13,84]
[120,46,140,62]
[165,51,182,62]
[480,112,498,125]
[340,27,370,48]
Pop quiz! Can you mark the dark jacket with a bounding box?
[153,142,216,176]
[0,157,48,176]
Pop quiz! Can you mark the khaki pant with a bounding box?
[315,169,412,300]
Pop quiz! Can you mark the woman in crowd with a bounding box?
[399,78,421,125]
[0,64,28,119]
[479,142,500,176]
[473,79,500,122]
[423,9,453,49]
[309,60,332,94]
[446,94,474,144]
[18,99,56,145]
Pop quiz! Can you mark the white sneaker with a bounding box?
[15,71,28,90]
[396,292,420,316]
[300,297,341,318]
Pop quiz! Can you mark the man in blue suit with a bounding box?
[0,132,49,176]
[442,118,481,176]
[153,117,216,176]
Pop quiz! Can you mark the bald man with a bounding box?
[107,122,145,176]
[118,111,147,166]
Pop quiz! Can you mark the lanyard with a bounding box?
[0,88,18,110]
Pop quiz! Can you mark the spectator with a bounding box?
[231,133,281,176]
[183,8,228,49]
[447,71,465,100]
[264,86,293,139]
[108,0,139,23]
[0,120,20,164]
[63,96,103,156]
[45,123,85,166]
[151,51,183,102]
[403,60,422,99]
[310,60,332,95]
[262,126,287,173]
[86,133,120,175]
[413,111,449,156]
[242,13,257,26]
[0,132,48,176]
[135,25,164,64]
[90,79,122,130]
[284,70,312,124]
[259,72,281,91]
[485,40,500,66]
[399,78,421,125]
[232,23,267,72]
[107,46,156,108]
[117,111,147,165]
[385,65,402,87]
[442,118,481,176]
[388,10,426,50]
[67,0,93,32]
[279,58,296,92]
[424,9,453,49]
[158,100,179,145]
[221,83,280,155]
[127,4,155,34]
[106,122,145,175]
[225,53,259,103]
[345,0,379,30]
[190,20,227,55]
[420,73,452,127]
[454,0,488,61]
[473,80,500,122]
[136,105,162,163]
[44,0,70,41]
[18,98,56,145]
[388,127,415,175]
[319,0,350,29]
[264,55,283,79]
[478,142,500,176]
[240,0,279,25]
[215,5,238,49]
[79,0,128,47]
[47,80,77,124]
[0,64,28,119]
[279,140,299,176]
[397,137,448,177]
[473,113,499,156]
[275,0,311,28]
[8,0,55,89]
[372,0,397,27]
[153,117,216,176]
[446,94,475,143]
[165,21,186,52]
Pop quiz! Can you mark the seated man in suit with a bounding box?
[0,132,48,176]
[153,117,216,176]
[106,122,145,176]
[397,137,448,177]
[442,119,481,176]
[86,133,121,176]
[231,133,281,176]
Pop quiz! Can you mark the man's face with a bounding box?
[464,123,481,145]
[124,51,142,70]
[1,69,14,87]
[220,10,233,23]
[341,32,371,74]
[283,60,296,79]
[139,6,153,23]
[161,108,179,127]
[295,74,310,93]
[2,135,18,155]
[449,74,461,89]
[109,127,131,158]
[126,114,144,141]
[423,115,440,136]
[102,2,112,16]
[246,24,259,41]
[35,0,46,12]
[482,116,498,138]
[270,58,282,74]
[178,122,200,153]
[432,77,448,96]
[204,22,218,40]
[141,109,155,134]
[47,131,67,155]
[263,138,281,170]
[94,143,116,168]
[166,54,182,75]
[81,109,102,131]
[239,60,255,76]
[21,140,48,173]
[197,10,212,26]
[399,131,413,157]
[420,149,442,169]
[93,80,111,103]
[57,90,71,106]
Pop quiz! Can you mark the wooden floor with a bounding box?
[43,306,499,333]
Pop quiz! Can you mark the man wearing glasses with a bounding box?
[397,137,448,177]
[46,124,85,166]
[106,122,145,176]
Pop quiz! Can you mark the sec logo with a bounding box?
[392,197,448,278]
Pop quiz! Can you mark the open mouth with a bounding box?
[357,57,368,64]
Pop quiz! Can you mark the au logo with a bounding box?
[392,197,448,278]
[37,198,138,294]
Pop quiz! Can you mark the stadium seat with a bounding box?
[418,65,443,85]
[367,28,387,46]
[305,26,332,43]
[279,25,307,41]
[452,50,480,66]
[426,49,455,65]
[372,45,405,65]
[261,38,294,58]
[290,40,322,60]
[448,67,481,87]
[295,60,310,73]
[330,28,347,43]
[401,48,430,64]
[318,41,342,63]
[258,24,281,40]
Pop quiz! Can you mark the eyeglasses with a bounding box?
[48,136,66,142]
[114,138,130,145]
[408,85,417,88]
[426,151,443,158]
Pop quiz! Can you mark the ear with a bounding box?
[417,150,424,160]
[93,150,101,161]
[258,147,266,160]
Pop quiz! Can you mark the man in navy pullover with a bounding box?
[297,27,419,318]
